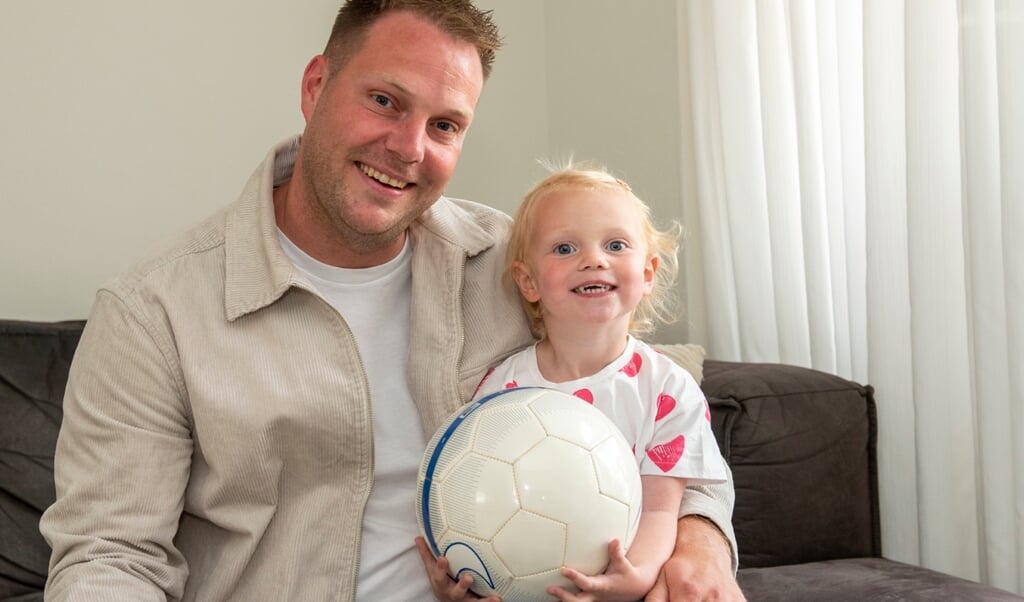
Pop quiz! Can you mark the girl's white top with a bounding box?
[473,336,729,483]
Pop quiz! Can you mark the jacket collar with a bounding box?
[222,136,497,321]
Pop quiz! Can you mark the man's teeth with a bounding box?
[361,165,408,189]
[574,284,613,294]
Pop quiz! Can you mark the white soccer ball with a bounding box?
[416,387,643,601]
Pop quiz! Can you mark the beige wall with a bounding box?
[0,1,699,344]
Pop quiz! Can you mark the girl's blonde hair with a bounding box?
[506,162,682,338]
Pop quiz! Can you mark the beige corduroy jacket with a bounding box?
[40,137,535,600]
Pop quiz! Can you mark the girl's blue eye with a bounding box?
[607,240,627,252]
[555,243,575,255]
[373,94,391,107]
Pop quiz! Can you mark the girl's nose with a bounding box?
[579,248,609,270]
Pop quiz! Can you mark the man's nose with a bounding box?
[385,119,426,163]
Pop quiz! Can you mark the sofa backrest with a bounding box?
[0,319,85,599]
[702,359,881,569]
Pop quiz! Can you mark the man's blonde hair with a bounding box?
[506,162,682,338]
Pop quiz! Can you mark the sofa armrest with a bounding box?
[702,360,880,569]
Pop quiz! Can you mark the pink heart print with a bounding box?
[472,367,496,398]
[620,352,643,377]
[647,435,685,472]
[504,380,518,389]
[655,393,676,421]
[574,389,594,404]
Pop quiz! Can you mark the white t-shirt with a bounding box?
[279,231,432,600]
[473,336,728,483]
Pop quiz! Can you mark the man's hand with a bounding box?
[645,516,746,601]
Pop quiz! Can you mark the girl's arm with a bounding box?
[626,474,689,576]
[548,475,686,601]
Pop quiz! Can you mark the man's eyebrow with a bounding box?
[380,75,410,97]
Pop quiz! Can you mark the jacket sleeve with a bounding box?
[40,289,191,600]
[680,463,739,573]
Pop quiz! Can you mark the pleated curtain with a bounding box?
[679,0,1023,593]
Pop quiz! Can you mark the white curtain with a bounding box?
[679,0,1023,593]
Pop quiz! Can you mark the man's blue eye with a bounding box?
[607,240,627,252]
[555,244,574,255]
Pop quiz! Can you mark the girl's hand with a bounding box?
[546,539,653,602]
[415,536,501,602]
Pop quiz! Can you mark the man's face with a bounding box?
[298,11,484,261]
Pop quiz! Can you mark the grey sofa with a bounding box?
[1,318,1021,601]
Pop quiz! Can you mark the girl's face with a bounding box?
[512,186,657,335]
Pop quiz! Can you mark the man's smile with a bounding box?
[358,162,410,190]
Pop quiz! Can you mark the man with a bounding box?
[41,1,743,600]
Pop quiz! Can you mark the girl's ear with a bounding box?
[511,261,541,303]
[643,255,659,295]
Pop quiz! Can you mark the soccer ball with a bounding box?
[416,387,643,601]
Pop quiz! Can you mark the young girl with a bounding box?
[472,164,729,601]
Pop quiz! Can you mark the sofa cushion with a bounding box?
[0,320,84,599]
[652,342,705,383]
[701,360,880,569]
[737,557,1024,601]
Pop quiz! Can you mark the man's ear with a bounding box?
[511,261,541,303]
[643,255,659,295]
[300,55,329,122]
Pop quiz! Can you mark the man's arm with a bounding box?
[678,474,738,572]
[40,291,192,600]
